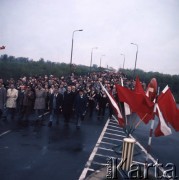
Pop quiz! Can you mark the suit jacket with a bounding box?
[62,91,74,113]
[0,87,6,109]
[49,93,63,112]
[74,94,87,115]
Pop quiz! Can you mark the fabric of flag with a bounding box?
[116,83,154,124]
[134,76,155,123]
[146,78,157,102]
[0,46,5,50]
[154,104,172,137]
[157,86,179,131]
[99,82,124,127]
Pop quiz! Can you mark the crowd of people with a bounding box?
[0,71,138,129]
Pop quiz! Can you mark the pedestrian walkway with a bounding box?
[79,116,168,180]
[79,117,126,179]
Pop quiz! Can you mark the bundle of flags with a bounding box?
[100,76,179,137]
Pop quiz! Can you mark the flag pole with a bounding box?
[144,87,160,177]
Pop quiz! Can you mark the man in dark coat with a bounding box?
[62,86,74,126]
[48,86,63,127]
[0,81,6,119]
[74,89,87,129]
[19,86,35,124]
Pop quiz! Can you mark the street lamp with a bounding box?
[131,43,138,79]
[120,53,125,69]
[90,47,98,73]
[70,29,83,74]
[100,54,105,68]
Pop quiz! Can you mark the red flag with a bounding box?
[157,86,179,131]
[154,104,172,137]
[0,46,5,50]
[134,76,145,96]
[116,84,154,124]
[134,77,155,123]
[146,78,157,102]
[100,82,124,127]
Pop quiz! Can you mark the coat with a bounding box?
[34,88,46,110]
[49,93,63,113]
[0,87,6,110]
[74,94,87,115]
[23,90,35,107]
[6,88,18,108]
[62,91,74,114]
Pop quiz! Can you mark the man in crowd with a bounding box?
[19,86,35,125]
[74,89,87,129]
[34,83,46,124]
[0,80,6,120]
[62,86,74,126]
[6,83,18,121]
[48,85,63,127]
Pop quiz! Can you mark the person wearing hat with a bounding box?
[74,88,87,129]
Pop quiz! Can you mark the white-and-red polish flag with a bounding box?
[120,77,131,116]
[157,85,179,131]
[99,82,124,127]
[154,104,172,137]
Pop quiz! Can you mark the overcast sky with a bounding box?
[0,0,179,75]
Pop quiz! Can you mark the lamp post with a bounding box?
[70,29,83,74]
[90,47,98,73]
[131,43,138,79]
[100,54,105,68]
[120,53,125,69]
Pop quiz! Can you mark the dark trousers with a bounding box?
[88,101,95,117]
[98,105,106,117]
[0,109,2,119]
[19,106,32,121]
[7,108,16,120]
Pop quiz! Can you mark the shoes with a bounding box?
[48,121,52,127]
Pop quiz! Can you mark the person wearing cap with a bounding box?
[74,88,87,129]
[48,85,63,127]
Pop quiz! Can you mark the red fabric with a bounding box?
[154,104,172,137]
[146,78,157,102]
[134,77,155,123]
[157,87,179,131]
[100,83,125,127]
[154,121,165,137]
[116,83,154,124]
[0,46,5,49]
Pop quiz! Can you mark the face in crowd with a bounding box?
[67,86,72,93]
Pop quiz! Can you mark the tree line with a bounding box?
[0,54,178,102]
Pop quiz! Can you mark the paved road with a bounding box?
[1,112,179,180]
[0,112,107,180]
